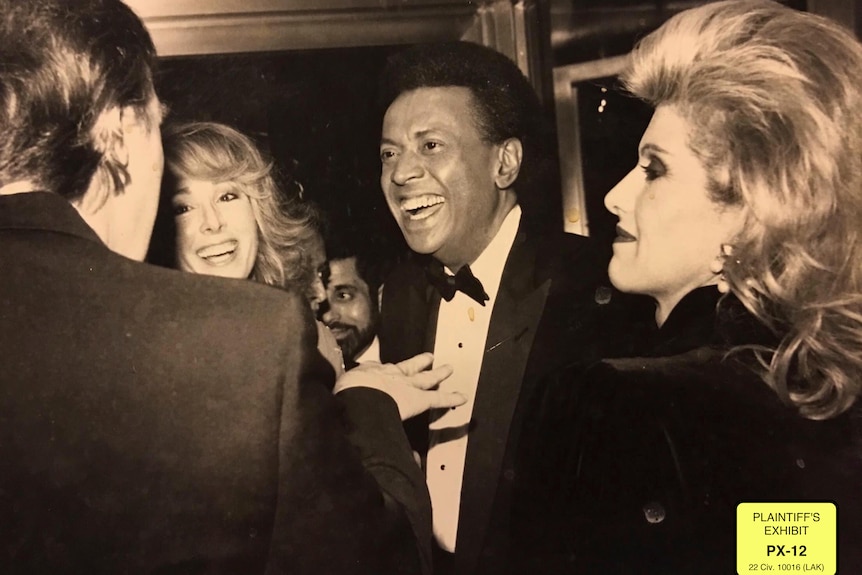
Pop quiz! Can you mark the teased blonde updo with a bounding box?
[621,0,862,419]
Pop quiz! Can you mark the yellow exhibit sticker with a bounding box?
[737,502,836,574]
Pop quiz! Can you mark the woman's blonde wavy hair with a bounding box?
[162,121,316,292]
[621,0,862,419]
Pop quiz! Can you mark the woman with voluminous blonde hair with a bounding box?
[160,121,317,292]
[159,121,343,372]
[512,2,862,573]
[623,0,862,420]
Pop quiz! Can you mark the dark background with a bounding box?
[155,46,406,264]
[153,0,813,269]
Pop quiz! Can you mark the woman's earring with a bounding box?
[710,243,734,294]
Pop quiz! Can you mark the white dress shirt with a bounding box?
[355,335,381,365]
[427,205,522,552]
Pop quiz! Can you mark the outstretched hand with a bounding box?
[334,353,464,420]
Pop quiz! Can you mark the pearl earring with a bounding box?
[710,243,734,294]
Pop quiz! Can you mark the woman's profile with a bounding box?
[513,1,862,572]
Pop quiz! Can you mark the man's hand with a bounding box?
[334,353,464,420]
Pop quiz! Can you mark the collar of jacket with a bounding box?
[642,285,778,358]
[0,191,102,245]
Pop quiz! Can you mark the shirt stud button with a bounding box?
[642,501,666,524]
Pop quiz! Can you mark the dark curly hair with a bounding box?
[377,41,548,199]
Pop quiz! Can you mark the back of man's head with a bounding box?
[0,0,156,201]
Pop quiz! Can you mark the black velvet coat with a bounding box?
[511,287,862,574]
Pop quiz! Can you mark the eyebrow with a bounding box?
[639,142,669,156]
[380,129,441,146]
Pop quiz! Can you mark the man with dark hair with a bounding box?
[377,41,611,575]
[322,224,391,366]
[0,2,460,573]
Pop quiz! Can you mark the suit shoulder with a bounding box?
[523,230,605,282]
[384,257,424,288]
[598,349,753,396]
[530,233,611,316]
[113,258,318,353]
[586,350,797,431]
[145,261,307,316]
[548,232,604,270]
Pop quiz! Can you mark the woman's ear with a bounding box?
[494,138,523,190]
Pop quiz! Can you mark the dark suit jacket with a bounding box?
[379,221,620,575]
[0,192,431,574]
[512,287,862,574]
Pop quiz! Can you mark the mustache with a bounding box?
[326,321,358,333]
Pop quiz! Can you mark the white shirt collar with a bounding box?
[354,335,381,365]
[446,204,521,303]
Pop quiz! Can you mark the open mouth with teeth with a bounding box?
[400,195,445,219]
[197,240,238,264]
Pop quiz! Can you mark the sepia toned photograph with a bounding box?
[2,0,861,573]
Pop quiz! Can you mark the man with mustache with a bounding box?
[322,225,388,367]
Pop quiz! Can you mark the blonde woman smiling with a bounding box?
[161,121,343,373]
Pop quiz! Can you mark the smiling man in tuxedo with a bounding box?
[376,41,615,575]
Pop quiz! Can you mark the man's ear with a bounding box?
[80,105,138,213]
[74,107,121,214]
[494,138,523,189]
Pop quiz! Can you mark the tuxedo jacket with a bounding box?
[0,192,430,574]
[379,222,620,575]
[512,287,862,574]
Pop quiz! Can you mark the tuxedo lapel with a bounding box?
[379,258,441,458]
[454,230,551,575]
[380,225,605,574]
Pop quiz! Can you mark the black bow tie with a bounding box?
[425,260,489,306]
